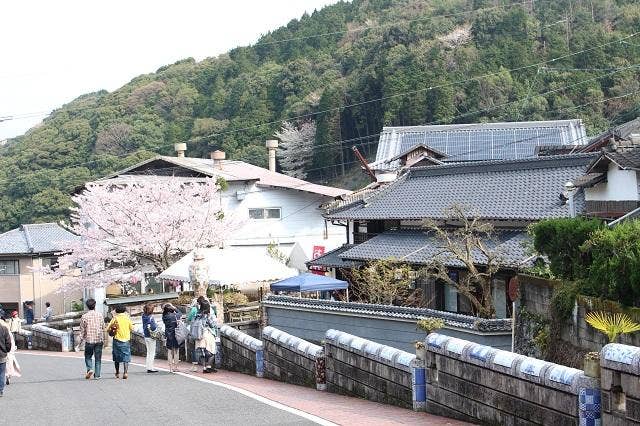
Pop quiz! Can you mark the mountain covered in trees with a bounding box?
[1,0,639,231]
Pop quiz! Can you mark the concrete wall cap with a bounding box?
[220,324,262,351]
[30,324,66,337]
[600,343,640,375]
[264,326,322,358]
[326,329,415,372]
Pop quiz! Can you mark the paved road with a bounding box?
[4,353,316,426]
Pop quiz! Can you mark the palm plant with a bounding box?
[585,311,640,343]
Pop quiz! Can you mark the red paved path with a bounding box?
[26,350,469,425]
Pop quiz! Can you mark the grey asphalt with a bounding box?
[3,353,314,426]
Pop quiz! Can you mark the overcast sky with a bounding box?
[0,0,339,140]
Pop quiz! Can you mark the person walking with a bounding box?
[162,303,181,373]
[0,311,21,386]
[0,310,12,397]
[193,300,218,374]
[8,311,21,341]
[42,302,54,322]
[24,302,34,325]
[79,298,104,380]
[142,304,158,374]
[107,305,134,379]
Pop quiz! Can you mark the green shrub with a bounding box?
[583,221,640,307]
[551,281,579,321]
[530,218,602,280]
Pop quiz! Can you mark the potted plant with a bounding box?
[414,341,427,360]
[584,311,640,378]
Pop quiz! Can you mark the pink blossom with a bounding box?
[50,177,235,291]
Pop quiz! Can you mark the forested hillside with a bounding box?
[1,0,639,231]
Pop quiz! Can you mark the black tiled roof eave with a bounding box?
[262,295,513,332]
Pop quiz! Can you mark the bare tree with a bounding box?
[95,123,133,154]
[348,258,413,305]
[274,120,315,179]
[422,205,501,318]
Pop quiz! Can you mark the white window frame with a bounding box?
[248,207,282,220]
[0,259,20,275]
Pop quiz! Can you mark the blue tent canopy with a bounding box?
[270,273,349,292]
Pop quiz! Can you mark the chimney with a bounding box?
[266,139,278,172]
[211,150,226,170]
[174,143,187,158]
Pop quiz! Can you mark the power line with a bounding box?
[184,32,640,144]
[0,64,637,188]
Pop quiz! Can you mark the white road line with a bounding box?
[18,352,336,426]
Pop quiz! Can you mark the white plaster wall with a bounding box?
[585,163,639,201]
[219,182,345,260]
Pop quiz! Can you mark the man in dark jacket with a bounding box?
[0,309,12,397]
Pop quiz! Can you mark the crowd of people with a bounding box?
[0,295,220,397]
[78,295,220,382]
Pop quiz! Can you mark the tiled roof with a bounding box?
[262,295,513,332]
[580,117,640,153]
[372,119,586,170]
[327,153,596,221]
[0,223,78,255]
[100,156,349,198]
[607,147,640,170]
[339,230,533,269]
[586,146,640,173]
[306,244,362,269]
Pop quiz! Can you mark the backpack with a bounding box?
[189,316,206,341]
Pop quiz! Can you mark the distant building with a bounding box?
[369,120,587,181]
[93,143,350,292]
[575,117,640,220]
[315,153,596,318]
[0,223,80,318]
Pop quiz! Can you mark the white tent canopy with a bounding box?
[157,244,301,288]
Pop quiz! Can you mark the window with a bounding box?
[0,260,19,275]
[42,257,59,271]
[249,208,281,220]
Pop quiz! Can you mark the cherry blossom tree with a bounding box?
[274,120,316,179]
[50,176,235,291]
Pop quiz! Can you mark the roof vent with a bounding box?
[174,143,187,158]
[211,150,226,170]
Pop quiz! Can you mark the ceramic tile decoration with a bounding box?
[469,345,491,362]
[426,333,448,349]
[350,337,367,351]
[446,338,466,355]
[520,358,547,377]
[325,329,339,340]
[549,365,581,385]
[493,350,519,368]
[338,332,353,346]
[380,346,399,361]
[397,352,415,367]
[602,343,640,365]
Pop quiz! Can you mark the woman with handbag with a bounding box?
[162,303,181,372]
[107,304,134,379]
[141,304,159,374]
[193,300,218,374]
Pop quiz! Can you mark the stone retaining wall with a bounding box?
[262,326,324,389]
[600,343,640,425]
[324,329,417,409]
[29,324,73,352]
[220,324,263,377]
[263,295,512,352]
[425,333,600,425]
